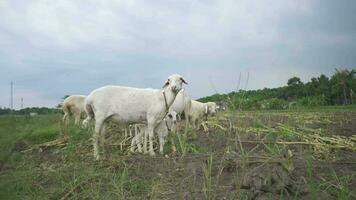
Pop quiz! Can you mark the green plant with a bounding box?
[203,154,214,200]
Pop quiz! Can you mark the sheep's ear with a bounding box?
[181,77,188,85]
[162,79,169,88]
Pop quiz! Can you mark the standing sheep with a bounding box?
[83,74,188,160]
[188,100,217,129]
[62,95,87,125]
[169,89,192,131]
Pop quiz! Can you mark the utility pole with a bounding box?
[21,97,24,109]
[10,81,13,111]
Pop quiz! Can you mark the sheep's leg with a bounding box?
[62,113,67,123]
[143,129,148,154]
[136,126,143,153]
[195,118,200,130]
[190,116,196,129]
[74,114,81,125]
[130,135,137,152]
[171,131,177,153]
[184,112,189,135]
[100,123,108,158]
[93,117,105,160]
[130,127,138,152]
[124,128,128,138]
[137,133,143,153]
[159,133,165,155]
[129,126,133,137]
[147,125,155,156]
[130,126,141,153]
[63,113,70,125]
[191,117,198,138]
[82,116,91,128]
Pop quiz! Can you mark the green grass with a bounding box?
[0,114,166,199]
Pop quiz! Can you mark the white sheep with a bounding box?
[169,89,192,130]
[206,101,218,116]
[83,74,188,160]
[62,95,87,125]
[188,100,217,129]
[130,110,178,155]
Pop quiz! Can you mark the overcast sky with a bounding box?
[0,0,355,109]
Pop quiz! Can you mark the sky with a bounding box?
[0,0,355,109]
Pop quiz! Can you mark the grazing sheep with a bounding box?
[130,110,178,155]
[83,74,188,160]
[62,95,86,125]
[206,102,218,116]
[188,100,217,129]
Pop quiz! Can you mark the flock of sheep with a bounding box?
[62,74,218,160]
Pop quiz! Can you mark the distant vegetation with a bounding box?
[0,107,61,115]
[199,68,356,110]
[1,68,355,115]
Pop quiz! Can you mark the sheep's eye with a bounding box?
[168,114,172,118]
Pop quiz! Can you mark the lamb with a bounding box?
[130,110,178,155]
[62,95,87,125]
[188,100,217,129]
[83,74,188,160]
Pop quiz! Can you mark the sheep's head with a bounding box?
[166,110,178,130]
[207,102,217,116]
[163,74,188,93]
[167,110,178,124]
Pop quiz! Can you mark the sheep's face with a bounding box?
[163,74,188,93]
[167,110,178,124]
[167,110,178,130]
[208,102,217,116]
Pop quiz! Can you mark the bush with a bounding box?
[297,95,328,107]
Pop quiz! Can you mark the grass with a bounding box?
[202,154,214,200]
[0,106,355,199]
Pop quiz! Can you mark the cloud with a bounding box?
[0,0,355,109]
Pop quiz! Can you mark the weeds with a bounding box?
[202,154,214,200]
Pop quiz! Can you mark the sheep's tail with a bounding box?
[82,101,94,128]
[62,103,70,115]
[85,103,94,119]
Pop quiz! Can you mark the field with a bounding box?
[0,107,355,200]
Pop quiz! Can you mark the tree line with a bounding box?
[1,68,354,114]
[0,107,61,115]
[198,68,356,110]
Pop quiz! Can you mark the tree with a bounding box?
[287,77,302,86]
[330,69,356,105]
[286,77,304,100]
